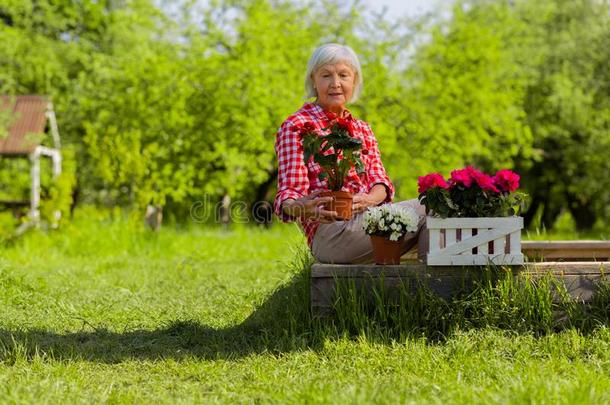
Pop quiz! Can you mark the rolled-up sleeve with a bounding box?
[362,123,394,203]
[274,121,310,222]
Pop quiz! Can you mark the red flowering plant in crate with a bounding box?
[418,166,527,218]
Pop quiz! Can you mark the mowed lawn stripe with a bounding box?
[1,213,608,403]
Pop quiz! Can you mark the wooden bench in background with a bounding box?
[522,240,610,261]
[0,200,30,218]
[311,241,610,316]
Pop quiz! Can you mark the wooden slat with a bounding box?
[493,236,506,255]
[0,200,29,208]
[446,228,456,247]
[310,262,609,316]
[510,231,521,255]
[478,231,488,254]
[427,253,524,266]
[427,216,523,229]
[313,263,440,278]
[431,226,522,256]
[429,229,440,252]
[526,261,609,274]
[523,241,610,250]
[311,262,609,278]
[523,241,610,261]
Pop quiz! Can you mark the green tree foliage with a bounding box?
[1,0,355,217]
[1,0,607,230]
[184,0,317,204]
[391,0,609,229]
[513,0,610,230]
[1,0,197,213]
[387,1,535,198]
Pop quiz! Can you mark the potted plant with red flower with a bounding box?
[418,166,527,265]
[300,119,365,220]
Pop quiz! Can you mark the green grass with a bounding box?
[0,208,609,404]
[524,210,609,240]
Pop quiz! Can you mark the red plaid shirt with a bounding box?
[274,102,395,247]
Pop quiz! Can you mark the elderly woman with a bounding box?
[274,43,425,264]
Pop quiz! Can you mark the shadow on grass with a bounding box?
[1,263,609,364]
[0,267,321,363]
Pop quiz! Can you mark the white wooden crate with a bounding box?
[426,217,524,266]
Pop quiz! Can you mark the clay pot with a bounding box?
[320,190,353,220]
[370,235,405,265]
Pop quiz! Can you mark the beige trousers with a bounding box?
[311,199,427,264]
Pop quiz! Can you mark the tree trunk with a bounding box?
[145,204,163,231]
[219,194,231,228]
[252,168,277,227]
[566,193,597,231]
[523,193,562,231]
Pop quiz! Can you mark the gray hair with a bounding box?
[305,43,363,103]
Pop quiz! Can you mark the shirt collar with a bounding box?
[306,102,354,122]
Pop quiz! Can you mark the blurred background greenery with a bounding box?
[0,0,608,235]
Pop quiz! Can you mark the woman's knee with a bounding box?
[312,224,372,263]
[395,198,426,217]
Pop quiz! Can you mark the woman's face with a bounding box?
[312,62,356,114]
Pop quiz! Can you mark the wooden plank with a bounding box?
[553,275,604,302]
[0,200,29,207]
[493,236,506,255]
[427,253,524,266]
[523,241,610,250]
[310,277,335,313]
[312,262,608,277]
[310,262,609,316]
[529,252,610,261]
[425,217,523,265]
[446,228,457,247]
[311,274,606,314]
[311,274,477,314]
[311,263,483,278]
[526,262,609,274]
[522,241,610,261]
[478,231,489,255]
[510,231,521,255]
[427,216,523,229]
[429,229,440,252]
[430,226,522,256]
[31,148,40,221]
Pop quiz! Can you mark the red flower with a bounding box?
[303,122,316,132]
[418,173,449,193]
[336,117,354,135]
[449,167,475,188]
[449,166,499,192]
[298,122,317,137]
[493,169,520,192]
[361,149,369,155]
[472,171,499,193]
[419,166,524,217]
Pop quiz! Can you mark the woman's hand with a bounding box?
[352,184,388,214]
[281,191,340,223]
[352,193,377,214]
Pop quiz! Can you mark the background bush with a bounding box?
[0,0,608,231]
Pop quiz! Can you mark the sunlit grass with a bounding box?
[0,208,608,403]
[524,211,609,241]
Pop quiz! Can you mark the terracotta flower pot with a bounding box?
[370,235,405,265]
[320,191,353,220]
